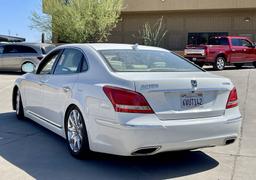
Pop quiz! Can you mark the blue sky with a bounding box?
[0,0,43,42]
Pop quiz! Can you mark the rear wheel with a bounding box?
[213,56,226,71]
[16,89,24,120]
[65,106,90,159]
[234,63,244,69]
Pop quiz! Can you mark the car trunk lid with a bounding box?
[115,72,231,120]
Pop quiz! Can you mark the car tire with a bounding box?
[213,56,226,71]
[65,106,90,159]
[234,63,244,69]
[15,89,25,120]
[253,62,256,68]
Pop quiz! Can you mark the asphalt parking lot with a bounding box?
[0,66,256,180]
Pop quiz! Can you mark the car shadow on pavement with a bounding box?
[0,112,219,180]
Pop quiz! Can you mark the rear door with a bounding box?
[16,45,39,66]
[133,73,230,120]
[1,45,20,71]
[40,48,85,126]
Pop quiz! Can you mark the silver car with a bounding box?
[0,43,55,72]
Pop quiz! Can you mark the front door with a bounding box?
[230,38,246,63]
[240,39,256,62]
[25,49,62,117]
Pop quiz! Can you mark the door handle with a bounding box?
[243,49,247,51]
[63,86,71,92]
[232,49,236,52]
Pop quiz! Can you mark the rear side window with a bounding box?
[18,46,37,53]
[231,39,241,46]
[3,45,19,53]
[100,50,201,72]
[208,38,229,45]
[54,48,84,75]
[3,45,37,54]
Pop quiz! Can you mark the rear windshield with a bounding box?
[99,50,202,72]
[41,45,55,54]
[208,38,229,45]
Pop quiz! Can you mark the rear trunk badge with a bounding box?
[191,80,198,92]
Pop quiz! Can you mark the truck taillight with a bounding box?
[103,86,154,114]
[226,87,238,109]
[203,47,208,56]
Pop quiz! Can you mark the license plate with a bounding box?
[181,93,204,109]
[192,58,197,61]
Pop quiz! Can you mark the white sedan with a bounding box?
[13,44,242,158]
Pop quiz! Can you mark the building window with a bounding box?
[188,32,229,45]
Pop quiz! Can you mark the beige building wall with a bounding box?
[122,0,256,12]
[109,9,256,50]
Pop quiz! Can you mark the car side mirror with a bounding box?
[22,62,35,73]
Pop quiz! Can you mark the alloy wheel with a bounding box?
[16,90,20,115]
[216,57,225,70]
[67,109,84,153]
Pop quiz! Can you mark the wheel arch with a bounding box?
[63,103,87,132]
[216,53,227,62]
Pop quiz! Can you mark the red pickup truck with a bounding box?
[184,36,256,70]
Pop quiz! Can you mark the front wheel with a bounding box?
[16,89,24,119]
[65,106,90,159]
[213,57,226,71]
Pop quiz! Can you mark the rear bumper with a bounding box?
[91,111,242,156]
[185,56,214,63]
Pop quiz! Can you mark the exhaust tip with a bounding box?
[225,137,236,145]
[131,146,161,156]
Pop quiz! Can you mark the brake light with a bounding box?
[103,86,154,114]
[226,87,238,109]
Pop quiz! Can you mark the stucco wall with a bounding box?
[122,0,256,12]
[109,10,256,50]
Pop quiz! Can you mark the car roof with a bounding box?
[57,43,169,52]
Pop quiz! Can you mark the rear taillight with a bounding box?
[103,86,154,114]
[226,87,238,109]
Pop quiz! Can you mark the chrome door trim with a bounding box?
[148,87,229,93]
[27,110,62,129]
